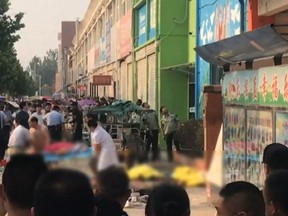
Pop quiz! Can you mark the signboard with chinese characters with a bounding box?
[222,65,288,106]
[246,110,272,188]
[223,107,246,184]
[276,112,288,146]
[93,75,112,86]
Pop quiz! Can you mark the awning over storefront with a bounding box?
[161,63,195,75]
[194,25,288,66]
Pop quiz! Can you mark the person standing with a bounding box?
[160,106,180,162]
[7,121,30,156]
[31,104,44,126]
[142,103,159,161]
[0,105,12,159]
[29,117,49,153]
[15,101,30,129]
[71,102,83,142]
[43,102,52,125]
[88,119,119,171]
[47,105,64,142]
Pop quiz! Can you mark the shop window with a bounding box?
[189,67,195,119]
[148,0,156,39]
[136,3,147,46]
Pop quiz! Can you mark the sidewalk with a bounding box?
[125,187,216,216]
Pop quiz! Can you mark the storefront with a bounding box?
[195,25,288,187]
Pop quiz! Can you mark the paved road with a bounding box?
[125,187,216,216]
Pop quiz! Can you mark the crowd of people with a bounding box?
[3,98,288,216]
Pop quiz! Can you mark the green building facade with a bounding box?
[132,0,196,121]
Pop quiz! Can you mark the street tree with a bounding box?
[0,0,34,96]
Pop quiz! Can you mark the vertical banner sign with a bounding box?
[246,110,272,188]
[223,107,246,184]
[100,37,106,64]
[276,112,288,146]
[149,0,156,39]
[106,21,111,63]
[137,4,147,46]
[94,41,100,67]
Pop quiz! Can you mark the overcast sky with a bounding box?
[9,0,90,67]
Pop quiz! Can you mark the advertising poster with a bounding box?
[246,110,272,187]
[94,41,100,67]
[105,21,111,63]
[119,10,132,58]
[100,36,106,65]
[149,0,156,39]
[223,107,246,184]
[276,112,288,146]
[222,65,288,107]
[137,4,147,46]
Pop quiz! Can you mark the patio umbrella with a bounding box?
[78,99,96,107]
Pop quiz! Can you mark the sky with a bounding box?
[9,0,90,67]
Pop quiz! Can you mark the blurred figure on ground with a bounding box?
[141,103,159,161]
[0,105,11,159]
[71,101,83,142]
[145,184,190,216]
[95,166,130,216]
[33,169,96,216]
[215,181,265,216]
[29,117,49,154]
[262,143,287,177]
[0,154,47,216]
[47,105,64,142]
[88,119,119,171]
[264,170,288,216]
[160,106,180,162]
[15,101,30,129]
[31,104,44,126]
[8,121,30,157]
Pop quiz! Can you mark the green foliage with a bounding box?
[0,0,34,97]
[27,49,57,89]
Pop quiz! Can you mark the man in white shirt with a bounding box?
[31,104,44,126]
[88,119,119,171]
[8,122,30,156]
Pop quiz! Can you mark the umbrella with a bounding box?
[88,100,143,117]
[6,101,19,109]
[78,99,96,107]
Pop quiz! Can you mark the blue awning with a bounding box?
[194,25,288,66]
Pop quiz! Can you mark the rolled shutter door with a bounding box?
[120,62,127,99]
[148,54,156,110]
[137,58,147,102]
[127,63,133,100]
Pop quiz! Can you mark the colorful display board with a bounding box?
[223,107,246,183]
[246,110,272,187]
[276,112,288,146]
[223,65,288,107]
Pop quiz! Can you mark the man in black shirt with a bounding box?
[15,101,29,129]
[72,102,83,142]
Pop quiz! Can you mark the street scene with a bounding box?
[1,0,288,216]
